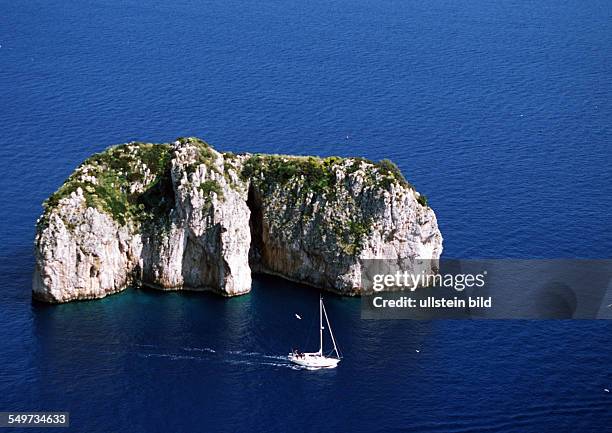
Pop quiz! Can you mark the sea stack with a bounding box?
[33,138,443,303]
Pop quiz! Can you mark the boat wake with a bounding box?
[138,346,302,369]
[53,337,302,369]
[139,348,300,369]
[180,346,216,353]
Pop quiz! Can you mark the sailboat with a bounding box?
[288,295,341,369]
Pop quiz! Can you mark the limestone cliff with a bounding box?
[33,138,442,303]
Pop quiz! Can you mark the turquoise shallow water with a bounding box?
[1,0,611,431]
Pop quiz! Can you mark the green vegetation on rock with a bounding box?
[242,153,412,193]
[377,159,412,190]
[39,142,174,228]
[417,194,428,207]
[241,154,339,193]
[181,137,221,177]
[198,180,224,200]
[337,218,374,255]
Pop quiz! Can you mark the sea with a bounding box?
[1,0,611,431]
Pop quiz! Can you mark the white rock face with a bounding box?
[33,138,442,302]
[33,189,143,302]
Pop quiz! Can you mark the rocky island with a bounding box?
[33,138,443,303]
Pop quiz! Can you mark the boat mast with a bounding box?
[319,295,323,355]
[322,300,340,359]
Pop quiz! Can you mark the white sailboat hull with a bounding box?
[288,352,340,369]
[290,296,341,369]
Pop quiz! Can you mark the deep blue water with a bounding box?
[1,0,611,431]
